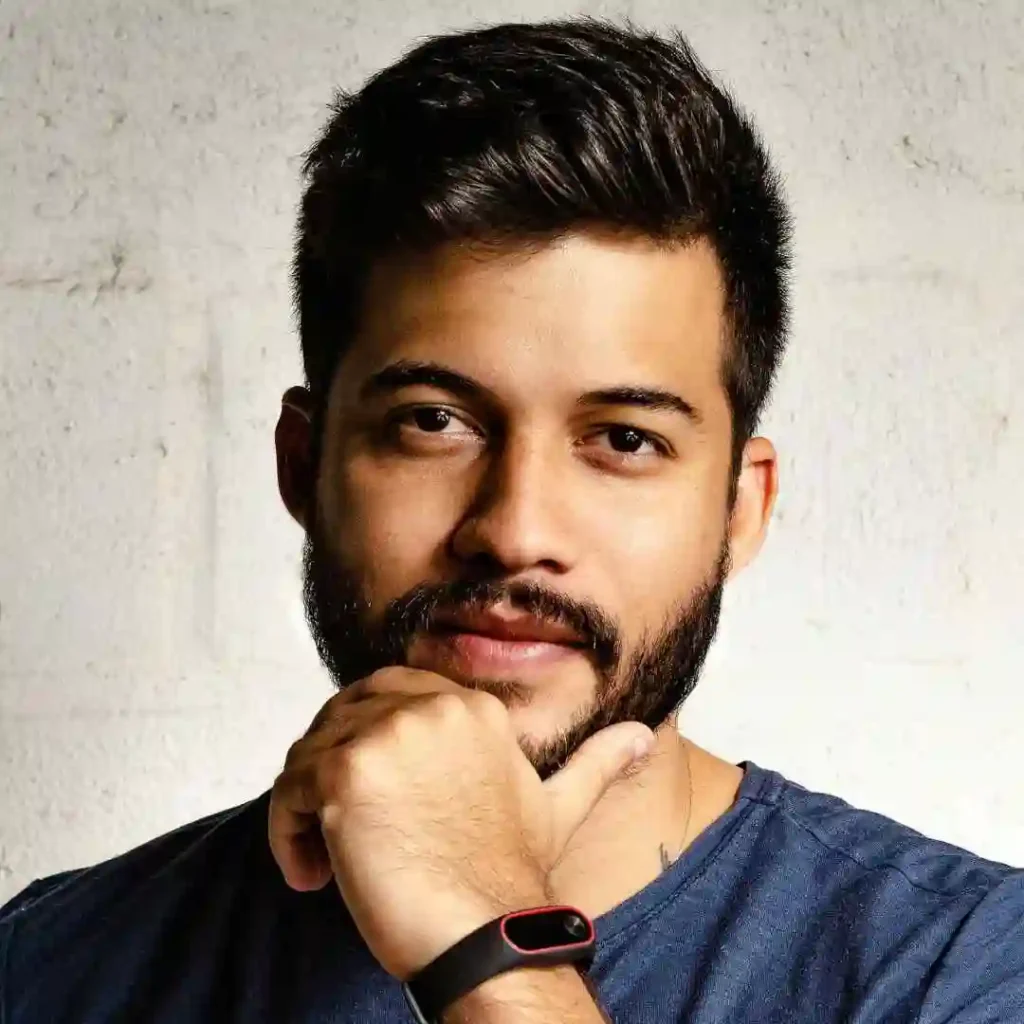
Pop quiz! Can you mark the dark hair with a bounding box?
[293,15,792,477]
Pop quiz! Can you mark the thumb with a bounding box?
[543,722,656,850]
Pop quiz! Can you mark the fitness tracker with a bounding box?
[401,904,596,1023]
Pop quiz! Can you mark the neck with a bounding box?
[545,725,743,922]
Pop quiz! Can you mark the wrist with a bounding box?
[404,903,596,1023]
[442,965,599,1023]
[402,877,551,979]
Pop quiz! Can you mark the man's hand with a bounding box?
[267,667,655,981]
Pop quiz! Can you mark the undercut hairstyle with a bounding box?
[293,16,792,482]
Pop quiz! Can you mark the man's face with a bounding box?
[301,230,739,778]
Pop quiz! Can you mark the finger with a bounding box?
[542,722,656,851]
[268,768,335,892]
[272,690,444,889]
[301,668,462,737]
[271,672,470,890]
[301,679,376,735]
[359,665,465,697]
[286,693,408,769]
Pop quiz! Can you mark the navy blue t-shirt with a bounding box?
[3,762,1023,1022]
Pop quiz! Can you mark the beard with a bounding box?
[301,521,730,780]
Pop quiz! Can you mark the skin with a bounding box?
[269,229,778,1019]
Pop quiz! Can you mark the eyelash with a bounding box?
[384,405,672,460]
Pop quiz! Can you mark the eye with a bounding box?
[407,406,456,433]
[384,404,482,448]
[605,426,654,454]
[589,424,669,459]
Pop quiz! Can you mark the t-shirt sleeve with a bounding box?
[917,873,1024,1023]
[0,873,83,1021]
[0,882,42,1022]
[0,880,45,925]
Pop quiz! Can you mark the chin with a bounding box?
[509,694,599,750]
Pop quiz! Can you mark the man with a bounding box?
[2,15,1021,1024]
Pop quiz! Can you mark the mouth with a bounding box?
[433,608,587,645]
[417,608,588,676]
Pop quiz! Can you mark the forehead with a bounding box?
[339,230,729,419]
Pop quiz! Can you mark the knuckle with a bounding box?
[469,689,508,726]
[428,690,469,721]
[305,690,348,735]
[377,691,469,742]
[273,762,317,817]
[313,744,357,801]
[382,694,442,737]
[283,737,305,769]
[342,735,389,780]
[365,665,407,691]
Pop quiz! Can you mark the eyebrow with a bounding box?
[358,359,702,426]
[359,360,488,405]
[577,386,701,425]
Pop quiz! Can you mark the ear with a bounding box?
[275,386,317,530]
[725,436,778,578]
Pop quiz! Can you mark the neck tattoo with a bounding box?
[659,739,694,873]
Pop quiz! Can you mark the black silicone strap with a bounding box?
[403,905,595,1022]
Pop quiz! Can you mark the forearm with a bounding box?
[443,965,611,1023]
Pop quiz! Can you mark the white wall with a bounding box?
[1,0,1021,903]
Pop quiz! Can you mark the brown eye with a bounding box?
[606,426,648,453]
[411,407,452,432]
[384,405,481,449]
[581,424,671,465]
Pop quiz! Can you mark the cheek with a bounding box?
[615,474,723,555]
[599,477,727,622]
[319,458,462,595]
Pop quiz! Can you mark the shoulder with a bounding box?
[1,791,272,927]
[742,762,1022,900]
[0,791,278,1020]
[741,764,1024,1020]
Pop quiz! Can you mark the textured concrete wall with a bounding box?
[1,0,1021,902]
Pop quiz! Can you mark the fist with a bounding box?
[267,667,654,979]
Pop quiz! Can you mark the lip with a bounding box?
[418,609,586,677]
[432,609,585,646]
[417,631,580,677]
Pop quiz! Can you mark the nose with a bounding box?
[448,432,578,576]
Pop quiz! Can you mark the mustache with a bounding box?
[377,577,622,673]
